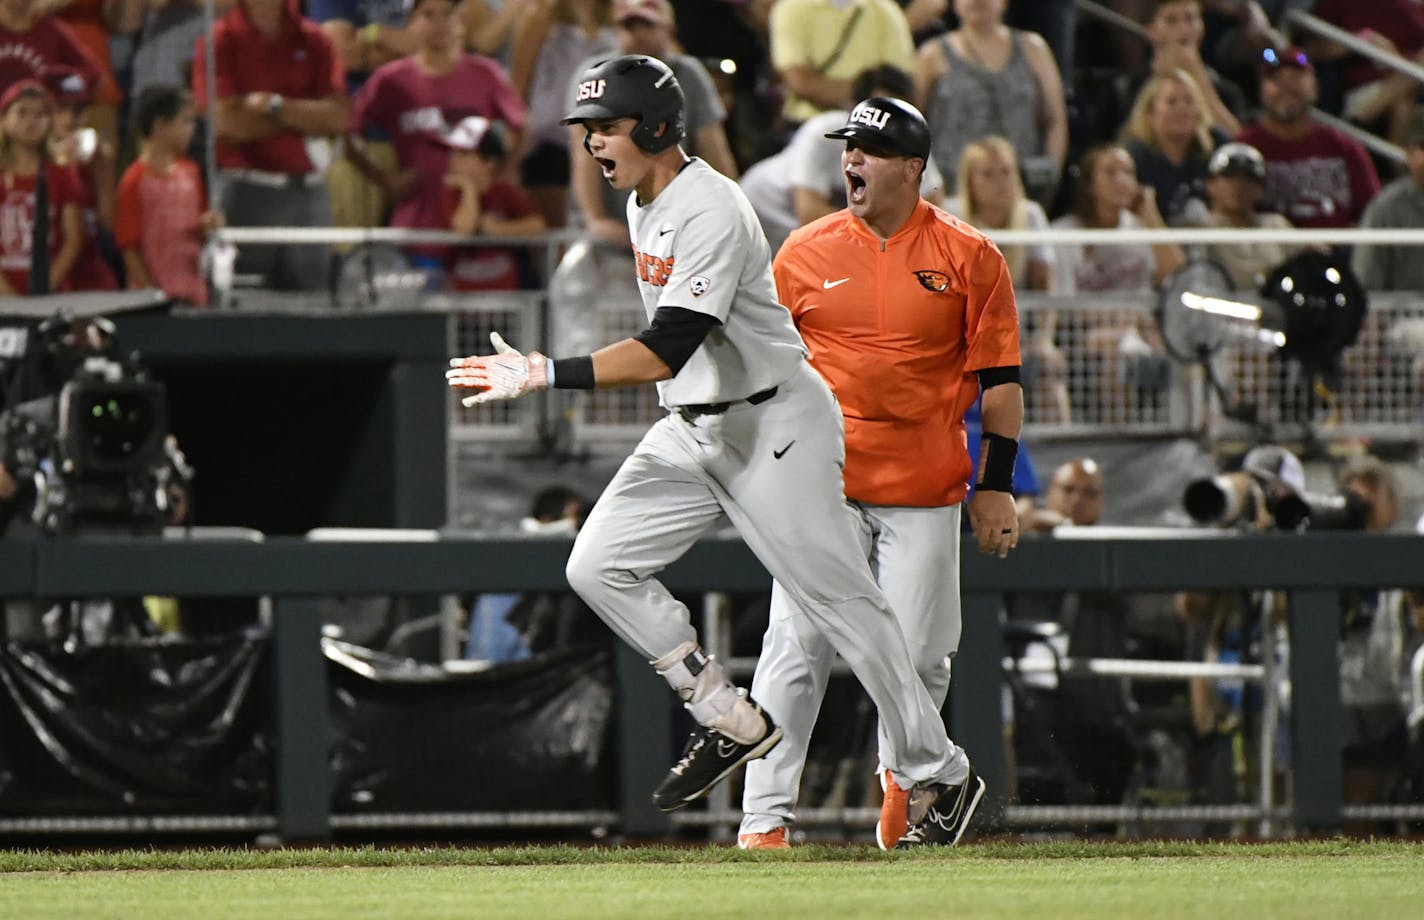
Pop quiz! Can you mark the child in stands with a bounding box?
[0,80,82,295]
[436,115,544,291]
[114,85,221,306]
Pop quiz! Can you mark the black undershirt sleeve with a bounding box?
[976,365,1022,390]
[633,306,721,375]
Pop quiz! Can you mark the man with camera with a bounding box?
[0,312,191,645]
[1175,445,1299,819]
[1178,447,1415,824]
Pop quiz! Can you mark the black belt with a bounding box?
[676,386,778,419]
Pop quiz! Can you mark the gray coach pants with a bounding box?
[740,503,963,834]
[566,361,969,789]
[219,173,334,292]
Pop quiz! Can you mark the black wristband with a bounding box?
[976,432,1017,493]
[551,355,596,390]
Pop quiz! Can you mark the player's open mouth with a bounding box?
[597,157,616,179]
[846,171,867,205]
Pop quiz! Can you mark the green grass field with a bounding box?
[1,840,1419,919]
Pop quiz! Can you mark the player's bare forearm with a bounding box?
[972,381,1023,558]
[589,338,673,387]
[979,381,1023,439]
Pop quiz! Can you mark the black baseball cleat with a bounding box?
[652,702,783,813]
[895,768,985,848]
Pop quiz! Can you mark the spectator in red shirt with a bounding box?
[1235,47,1380,229]
[0,0,102,100]
[115,84,221,306]
[191,0,350,291]
[0,80,81,295]
[348,0,527,255]
[435,115,544,291]
[45,69,116,292]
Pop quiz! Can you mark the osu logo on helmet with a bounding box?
[850,104,890,129]
[576,79,606,101]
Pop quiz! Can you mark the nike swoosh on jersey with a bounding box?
[659,227,675,236]
[823,277,850,289]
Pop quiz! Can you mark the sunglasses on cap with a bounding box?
[1261,47,1311,71]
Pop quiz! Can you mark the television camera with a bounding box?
[1,307,190,536]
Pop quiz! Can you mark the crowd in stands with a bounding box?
[0,0,1421,303]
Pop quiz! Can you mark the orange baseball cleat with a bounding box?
[737,827,790,850]
[875,768,909,851]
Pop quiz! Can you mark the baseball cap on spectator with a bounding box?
[0,79,53,114]
[432,115,506,159]
[1261,46,1312,75]
[1207,142,1267,183]
[824,97,932,160]
[1241,444,1306,495]
[41,68,91,110]
[615,0,673,26]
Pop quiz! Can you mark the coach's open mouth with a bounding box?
[846,170,866,205]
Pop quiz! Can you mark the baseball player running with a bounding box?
[737,97,1024,850]
[447,55,983,843]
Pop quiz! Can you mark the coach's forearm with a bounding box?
[588,338,674,387]
[980,382,1024,438]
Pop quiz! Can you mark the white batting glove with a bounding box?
[446,332,549,406]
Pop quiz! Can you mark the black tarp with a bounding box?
[0,633,617,820]
[0,633,272,814]
[328,641,616,813]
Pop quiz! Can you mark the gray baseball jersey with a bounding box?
[626,158,806,408]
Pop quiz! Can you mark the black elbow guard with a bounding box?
[634,306,721,375]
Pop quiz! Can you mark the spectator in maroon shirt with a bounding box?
[0,0,102,100]
[436,115,544,291]
[1235,47,1380,230]
[192,0,351,291]
[349,0,527,250]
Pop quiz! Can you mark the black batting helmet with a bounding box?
[561,55,686,154]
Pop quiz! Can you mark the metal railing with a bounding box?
[440,284,1424,446]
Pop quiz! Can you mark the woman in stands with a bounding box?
[1051,144,1186,425]
[1120,68,1228,226]
[914,0,1068,203]
[509,0,617,229]
[948,136,1069,424]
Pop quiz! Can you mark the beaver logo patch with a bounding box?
[914,270,951,293]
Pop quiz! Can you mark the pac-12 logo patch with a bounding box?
[914,270,951,293]
[689,275,711,297]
